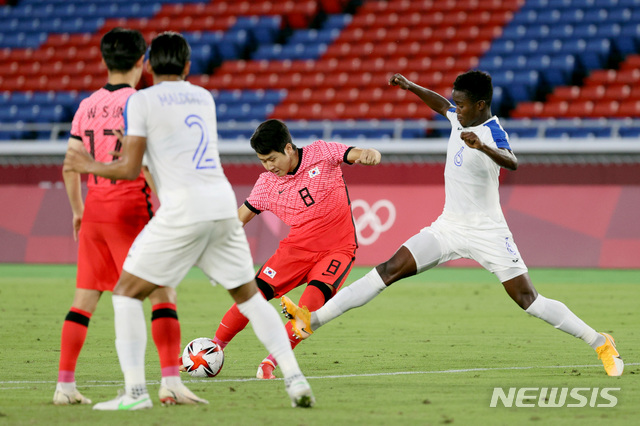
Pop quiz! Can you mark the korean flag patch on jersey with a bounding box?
[308,167,320,178]
[263,266,277,279]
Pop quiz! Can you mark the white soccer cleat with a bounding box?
[92,390,152,411]
[52,383,92,405]
[285,374,315,408]
[159,383,209,406]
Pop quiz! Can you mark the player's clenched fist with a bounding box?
[354,148,381,165]
[63,145,95,174]
[389,73,411,90]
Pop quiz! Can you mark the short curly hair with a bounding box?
[453,70,493,106]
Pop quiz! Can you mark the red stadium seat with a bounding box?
[591,101,620,118]
[357,87,385,103]
[539,101,569,118]
[628,85,640,100]
[0,75,26,91]
[565,100,594,118]
[586,70,617,86]
[510,102,544,118]
[466,40,492,56]
[615,69,640,85]
[406,27,435,43]
[350,13,376,28]
[406,57,433,72]
[619,54,640,71]
[319,0,349,14]
[617,100,640,117]
[602,84,631,102]
[579,86,605,101]
[341,102,370,120]
[547,86,580,102]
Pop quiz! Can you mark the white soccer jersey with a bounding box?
[124,80,237,225]
[442,108,512,225]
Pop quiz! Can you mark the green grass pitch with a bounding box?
[0,264,638,425]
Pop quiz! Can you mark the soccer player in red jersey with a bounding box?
[54,28,176,405]
[212,119,381,379]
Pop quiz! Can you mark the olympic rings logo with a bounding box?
[351,199,396,245]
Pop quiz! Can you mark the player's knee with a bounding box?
[517,291,537,310]
[256,277,275,300]
[376,247,416,285]
[308,280,334,304]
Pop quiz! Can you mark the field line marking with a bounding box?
[1,363,637,390]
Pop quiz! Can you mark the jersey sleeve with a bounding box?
[446,108,456,123]
[245,174,270,213]
[319,140,350,166]
[484,120,512,150]
[124,92,148,137]
[70,99,87,140]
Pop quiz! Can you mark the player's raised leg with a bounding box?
[505,273,623,376]
[230,283,314,407]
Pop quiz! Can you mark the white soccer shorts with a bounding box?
[404,215,528,282]
[123,217,256,289]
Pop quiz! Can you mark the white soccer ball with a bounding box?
[181,337,224,378]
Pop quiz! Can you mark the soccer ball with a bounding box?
[181,337,224,378]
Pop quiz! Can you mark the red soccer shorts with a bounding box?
[256,244,356,298]
[76,220,146,291]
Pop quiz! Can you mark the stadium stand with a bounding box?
[0,0,639,142]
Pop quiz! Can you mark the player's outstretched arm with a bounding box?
[389,73,453,117]
[63,135,146,181]
[347,147,382,166]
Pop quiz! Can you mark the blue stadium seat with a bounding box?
[548,24,574,40]
[189,45,214,74]
[619,127,640,138]
[502,55,527,70]
[400,127,427,139]
[213,90,242,105]
[477,55,503,71]
[218,128,255,140]
[608,8,632,23]
[323,14,352,30]
[289,128,323,140]
[559,9,585,24]
[572,24,597,40]
[546,126,611,138]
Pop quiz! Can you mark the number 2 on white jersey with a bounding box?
[185,114,217,169]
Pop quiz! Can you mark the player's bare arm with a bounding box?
[347,147,382,165]
[389,73,452,117]
[238,204,257,226]
[64,135,147,180]
[111,127,157,193]
[460,131,518,171]
[62,137,85,241]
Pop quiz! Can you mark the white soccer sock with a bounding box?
[113,295,148,397]
[237,292,302,379]
[312,268,387,330]
[525,294,605,349]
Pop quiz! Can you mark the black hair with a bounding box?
[453,70,493,106]
[250,119,297,155]
[100,27,146,72]
[148,31,191,76]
